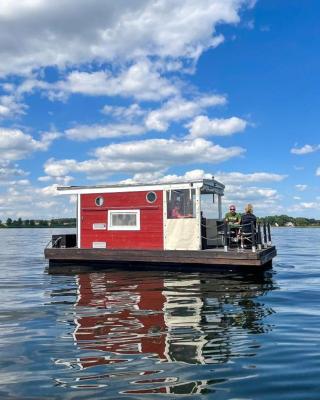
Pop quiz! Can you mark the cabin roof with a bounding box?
[57,178,225,195]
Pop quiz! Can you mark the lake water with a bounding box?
[0,228,319,399]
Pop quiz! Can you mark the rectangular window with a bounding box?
[167,189,196,219]
[200,194,219,219]
[92,242,106,248]
[108,210,140,230]
[93,223,106,230]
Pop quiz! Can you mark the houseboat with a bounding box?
[45,178,277,272]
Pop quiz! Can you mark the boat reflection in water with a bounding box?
[56,270,275,395]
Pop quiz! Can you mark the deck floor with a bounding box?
[45,245,277,270]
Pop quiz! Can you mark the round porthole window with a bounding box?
[95,196,104,206]
[146,191,157,203]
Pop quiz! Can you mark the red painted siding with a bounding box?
[80,191,163,249]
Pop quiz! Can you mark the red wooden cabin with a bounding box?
[58,178,225,251]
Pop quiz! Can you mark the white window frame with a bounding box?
[92,242,106,248]
[92,223,106,230]
[108,209,140,231]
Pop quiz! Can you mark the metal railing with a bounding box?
[45,236,62,249]
[201,221,272,253]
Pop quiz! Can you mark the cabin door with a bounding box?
[163,188,201,250]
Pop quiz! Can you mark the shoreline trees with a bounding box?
[258,215,320,227]
[0,215,319,228]
[0,218,76,228]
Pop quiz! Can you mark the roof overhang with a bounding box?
[201,179,225,196]
[57,178,225,196]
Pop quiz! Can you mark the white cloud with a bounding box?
[38,175,52,182]
[0,94,27,119]
[53,61,179,101]
[64,93,228,141]
[224,184,279,201]
[119,169,286,188]
[0,181,75,219]
[289,201,320,212]
[94,138,244,164]
[0,79,36,122]
[65,123,146,141]
[316,167,320,176]
[44,138,245,179]
[120,169,287,190]
[37,175,74,185]
[120,169,212,184]
[102,103,145,120]
[0,105,8,116]
[187,115,247,137]
[215,171,287,184]
[290,144,320,155]
[16,61,179,102]
[222,184,282,215]
[0,128,60,161]
[0,0,253,77]
[145,95,226,131]
[44,158,157,178]
[300,202,318,209]
[295,184,307,192]
[15,78,50,96]
[0,161,29,182]
[119,171,168,185]
[37,184,61,197]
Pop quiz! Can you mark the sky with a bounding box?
[0,0,319,220]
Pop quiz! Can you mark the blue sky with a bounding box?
[0,0,319,219]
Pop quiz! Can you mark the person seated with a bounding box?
[224,205,241,244]
[224,205,241,225]
[171,204,183,218]
[240,204,257,248]
[171,204,193,218]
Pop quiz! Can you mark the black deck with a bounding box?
[45,246,277,273]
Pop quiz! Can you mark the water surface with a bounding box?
[0,228,319,399]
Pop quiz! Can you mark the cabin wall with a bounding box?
[80,191,163,249]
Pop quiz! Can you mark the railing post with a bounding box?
[257,223,262,250]
[251,221,256,253]
[223,222,228,252]
[238,224,244,251]
[267,222,272,246]
[263,222,267,248]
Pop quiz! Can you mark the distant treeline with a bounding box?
[0,215,319,228]
[258,215,320,227]
[0,218,76,228]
